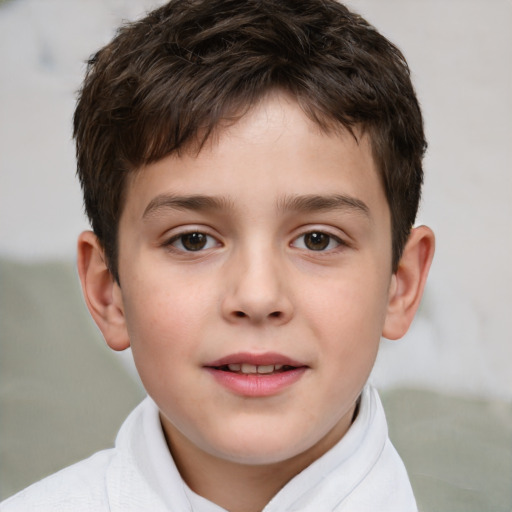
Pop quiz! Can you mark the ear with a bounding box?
[77,231,130,351]
[382,225,435,340]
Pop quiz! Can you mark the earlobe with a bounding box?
[382,226,435,340]
[77,231,130,351]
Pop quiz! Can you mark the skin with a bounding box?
[78,92,434,512]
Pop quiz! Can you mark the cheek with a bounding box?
[303,270,389,374]
[307,273,389,335]
[122,290,200,405]
[122,280,202,366]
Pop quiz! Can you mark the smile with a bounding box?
[217,363,292,374]
[204,353,308,397]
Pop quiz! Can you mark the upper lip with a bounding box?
[204,352,307,368]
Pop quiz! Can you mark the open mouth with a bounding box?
[204,354,307,395]
[212,363,299,375]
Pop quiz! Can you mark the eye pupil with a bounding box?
[182,232,207,251]
[304,232,330,251]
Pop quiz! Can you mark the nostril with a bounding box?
[269,311,282,318]
[234,311,246,318]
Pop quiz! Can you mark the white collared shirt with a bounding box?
[1,386,417,511]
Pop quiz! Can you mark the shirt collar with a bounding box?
[108,385,394,512]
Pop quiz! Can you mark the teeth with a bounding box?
[241,363,257,374]
[225,363,287,374]
[257,365,275,374]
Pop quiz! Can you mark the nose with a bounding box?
[221,245,293,325]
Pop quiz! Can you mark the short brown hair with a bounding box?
[74,0,426,282]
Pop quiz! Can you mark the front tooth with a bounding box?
[228,363,241,372]
[257,365,275,374]
[241,363,257,374]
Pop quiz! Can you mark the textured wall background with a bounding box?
[1,0,511,399]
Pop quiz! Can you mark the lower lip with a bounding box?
[205,367,307,397]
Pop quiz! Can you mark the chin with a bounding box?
[202,427,320,466]
[217,446,301,466]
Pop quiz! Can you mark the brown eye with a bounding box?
[291,231,343,252]
[167,230,220,253]
[168,232,217,251]
[180,232,207,251]
[303,232,330,251]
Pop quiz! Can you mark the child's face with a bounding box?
[116,93,395,466]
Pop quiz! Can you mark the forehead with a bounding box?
[123,93,387,221]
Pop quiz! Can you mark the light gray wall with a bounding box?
[1,0,510,399]
[353,0,512,400]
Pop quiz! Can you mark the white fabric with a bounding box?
[0,386,417,511]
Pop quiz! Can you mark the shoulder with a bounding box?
[0,398,158,512]
[334,387,418,511]
[0,449,114,512]
[340,438,417,511]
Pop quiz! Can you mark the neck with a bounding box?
[160,405,356,512]
[177,450,296,512]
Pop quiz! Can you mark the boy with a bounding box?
[1,0,434,510]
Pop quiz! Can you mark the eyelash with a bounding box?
[163,229,346,253]
[291,231,346,252]
[164,231,220,252]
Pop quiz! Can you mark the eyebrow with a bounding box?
[277,194,371,218]
[142,194,234,219]
[142,192,370,220]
